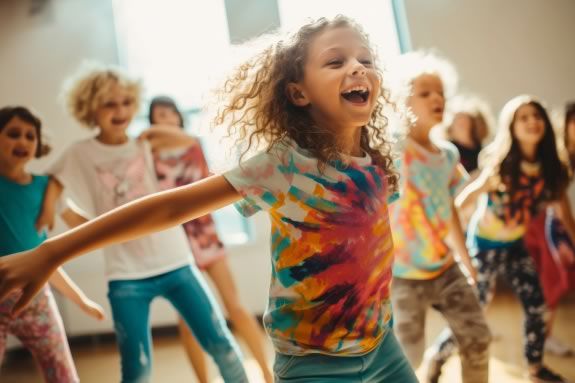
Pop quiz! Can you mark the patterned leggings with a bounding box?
[430,243,547,365]
[0,287,79,383]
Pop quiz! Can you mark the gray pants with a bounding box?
[391,264,491,383]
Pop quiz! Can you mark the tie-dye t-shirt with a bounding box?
[223,140,396,356]
[390,138,467,280]
[469,162,550,250]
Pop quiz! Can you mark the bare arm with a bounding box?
[139,125,196,152]
[61,207,89,228]
[49,268,105,320]
[35,177,63,232]
[455,169,491,211]
[449,201,477,282]
[0,175,242,314]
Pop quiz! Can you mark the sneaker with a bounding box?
[426,357,446,383]
[530,366,568,383]
[545,337,575,357]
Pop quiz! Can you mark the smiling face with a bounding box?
[407,74,445,134]
[512,103,546,148]
[287,26,381,137]
[0,116,38,170]
[94,83,137,139]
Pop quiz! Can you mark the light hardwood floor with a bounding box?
[2,293,574,382]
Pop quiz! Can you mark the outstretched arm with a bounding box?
[455,169,491,211]
[0,175,241,315]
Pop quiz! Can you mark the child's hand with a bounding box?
[35,208,55,234]
[467,266,478,285]
[0,249,57,316]
[80,299,106,321]
[139,125,195,151]
[460,257,478,285]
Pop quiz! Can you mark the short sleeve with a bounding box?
[223,149,292,217]
[48,145,97,219]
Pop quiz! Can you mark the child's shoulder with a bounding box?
[434,139,460,162]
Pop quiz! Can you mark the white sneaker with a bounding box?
[545,337,574,357]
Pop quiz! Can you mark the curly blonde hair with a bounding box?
[63,63,142,128]
[388,50,458,130]
[212,15,398,192]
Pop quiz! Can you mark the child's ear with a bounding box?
[286,83,310,107]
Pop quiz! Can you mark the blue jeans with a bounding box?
[273,331,417,382]
[108,265,248,383]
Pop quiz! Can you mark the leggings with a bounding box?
[430,242,547,365]
[108,265,248,383]
[0,286,79,383]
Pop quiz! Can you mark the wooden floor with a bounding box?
[2,293,574,382]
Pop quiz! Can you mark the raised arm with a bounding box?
[139,125,197,152]
[455,168,491,211]
[0,175,241,314]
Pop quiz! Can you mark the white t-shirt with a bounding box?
[49,137,193,280]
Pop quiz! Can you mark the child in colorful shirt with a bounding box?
[0,16,418,382]
[429,95,573,383]
[388,52,491,383]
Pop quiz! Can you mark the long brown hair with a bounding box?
[480,95,569,200]
[211,16,398,192]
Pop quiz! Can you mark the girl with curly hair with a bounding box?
[0,16,416,382]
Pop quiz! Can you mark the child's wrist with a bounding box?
[39,241,63,267]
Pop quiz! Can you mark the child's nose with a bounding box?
[350,61,367,76]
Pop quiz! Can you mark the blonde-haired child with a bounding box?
[388,51,491,383]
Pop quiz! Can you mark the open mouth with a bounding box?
[12,148,29,158]
[341,87,370,104]
[111,118,128,125]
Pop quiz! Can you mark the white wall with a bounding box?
[403,0,575,113]
[0,0,271,342]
